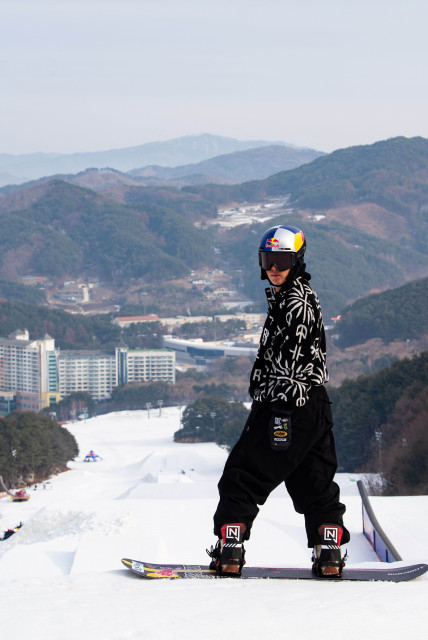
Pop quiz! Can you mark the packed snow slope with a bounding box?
[0,408,427,640]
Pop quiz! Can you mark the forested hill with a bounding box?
[1,137,428,320]
[184,136,428,275]
[331,350,428,494]
[0,179,216,284]
[185,136,428,232]
[0,412,79,485]
[336,277,428,347]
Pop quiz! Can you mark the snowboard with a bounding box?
[121,558,428,582]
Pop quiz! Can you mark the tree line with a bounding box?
[173,396,249,450]
[336,277,428,347]
[330,350,428,494]
[0,412,79,488]
[0,301,246,351]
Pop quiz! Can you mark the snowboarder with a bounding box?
[208,224,350,577]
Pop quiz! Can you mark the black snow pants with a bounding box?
[213,385,350,547]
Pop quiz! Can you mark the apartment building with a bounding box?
[0,330,60,413]
[57,350,118,401]
[57,347,175,400]
[0,330,175,414]
[126,349,176,385]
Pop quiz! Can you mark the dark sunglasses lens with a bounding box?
[259,252,294,271]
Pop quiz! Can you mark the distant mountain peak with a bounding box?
[0,134,322,185]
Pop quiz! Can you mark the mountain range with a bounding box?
[186,136,428,252]
[1,135,428,320]
[128,144,324,185]
[0,134,322,186]
[0,144,323,192]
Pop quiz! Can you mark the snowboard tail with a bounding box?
[121,558,428,582]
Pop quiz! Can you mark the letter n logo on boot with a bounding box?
[318,524,344,546]
[226,525,240,540]
[324,527,339,544]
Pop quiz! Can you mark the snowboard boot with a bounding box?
[207,523,246,576]
[312,524,347,577]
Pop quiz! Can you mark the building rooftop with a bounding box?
[114,315,159,323]
[0,336,34,348]
[58,350,114,358]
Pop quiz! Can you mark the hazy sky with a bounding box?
[2,0,428,154]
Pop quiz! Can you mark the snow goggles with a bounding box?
[258,251,296,271]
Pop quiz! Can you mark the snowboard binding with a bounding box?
[207,523,246,576]
[312,524,347,578]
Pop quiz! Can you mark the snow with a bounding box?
[0,407,427,639]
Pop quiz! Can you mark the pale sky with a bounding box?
[2,0,428,154]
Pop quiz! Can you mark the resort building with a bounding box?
[0,330,60,413]
[0,330,175,413]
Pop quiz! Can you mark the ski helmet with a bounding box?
[258,225,306,276]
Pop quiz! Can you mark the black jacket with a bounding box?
[249,276,328,409]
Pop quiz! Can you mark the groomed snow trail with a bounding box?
[0,408,427,640]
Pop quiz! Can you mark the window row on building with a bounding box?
[0,330,175,415]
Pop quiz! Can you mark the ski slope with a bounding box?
[0,407,427,640]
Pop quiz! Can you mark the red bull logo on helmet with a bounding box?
[265,237,280,248]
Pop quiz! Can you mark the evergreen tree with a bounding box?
[0,413,78,487]
[174,397,249,448]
